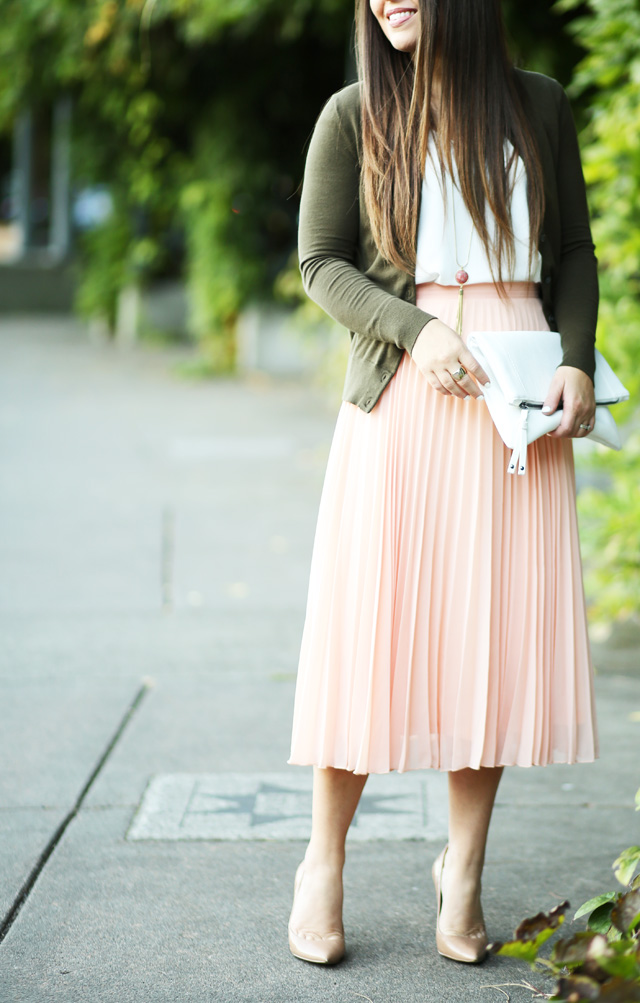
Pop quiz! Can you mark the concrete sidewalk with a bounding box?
[0,316,637,1003]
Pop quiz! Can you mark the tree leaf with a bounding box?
[610,888,640,933]
[489,902,569,966]
[552,931,609,966]
[489,939,543,964]
[574,893,618,921]
[613,847,640,887]
[593,937,640,982]
[586,900,616,934]
[597,977,640,1002]
[514,901,570,942]
[554,974,600,1001]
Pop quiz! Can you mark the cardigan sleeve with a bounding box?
[298,92,436,354]
[552,86,598,379]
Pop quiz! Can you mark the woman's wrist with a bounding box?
[410,316,439,355]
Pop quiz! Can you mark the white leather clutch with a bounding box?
[466,330,630,475]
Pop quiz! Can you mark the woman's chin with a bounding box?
[384,28,418,53]
[387,35,418,53]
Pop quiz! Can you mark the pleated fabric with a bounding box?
[288,282,599,773]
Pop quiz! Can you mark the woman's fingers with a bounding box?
[426,374,449,395]
[439,370,471,399]
[424,362,486,399]
[547,398,595,438]
[548,408,595,438]
[569,404,596,437]
[410,320,490,400]
[450,370,485,400]
[574,412,596,437]
[541,382,564,417]
[458,347,491,388]
[442,348,490,399]
[544,365,596,439]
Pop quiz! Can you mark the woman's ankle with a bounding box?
[444,844,485,880]
[303,844,346,871]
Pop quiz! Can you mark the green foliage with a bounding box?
[552,0,640,625]
[167,0,351,45]
[491,902,569,964]
[0,0,351,357]
[502,0,583,82]
[180,114,265,371]
[613,847,640,889]
[577,431,640,625]
[74,207,132,327]
[491,790,640,1001]
[274,251,349,405]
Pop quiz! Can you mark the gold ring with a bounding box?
[451,366,467,381]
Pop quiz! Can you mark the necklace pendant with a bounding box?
[455,282,464,336]
[455,269,469,286]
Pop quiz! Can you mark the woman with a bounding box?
[287,0,599,967]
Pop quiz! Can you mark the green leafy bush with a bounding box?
[274,251,349,404]
[0,0,351,357]
[490,789,640,1001]
[554,0,640,626]
[74,207,132,330]
[180,115,263,372]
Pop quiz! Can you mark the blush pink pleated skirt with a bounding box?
[288,282,599,773]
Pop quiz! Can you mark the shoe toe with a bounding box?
[436,927,488,964]
[288,926,345,965]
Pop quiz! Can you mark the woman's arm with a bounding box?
[552,85,599,378]
[543,84,598,438]
[298,91,436,355]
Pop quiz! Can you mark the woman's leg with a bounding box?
[438,766,504,933]
[290,766,367,934]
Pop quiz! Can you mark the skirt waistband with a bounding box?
[416,281,541,304]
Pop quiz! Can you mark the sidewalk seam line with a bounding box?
[161,505,175,613]
[0,678,153,946]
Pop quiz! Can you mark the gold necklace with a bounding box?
[451,181,474,336]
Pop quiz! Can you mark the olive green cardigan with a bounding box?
[298,69,598,413]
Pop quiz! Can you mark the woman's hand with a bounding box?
[542,366,596,438]
[411,319,490,400]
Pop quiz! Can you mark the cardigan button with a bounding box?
[540,232,546,242]
[380,372,389,382]
[365,398,373,408]
[544,276,551,285]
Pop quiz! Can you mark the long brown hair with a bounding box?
[355,0,545,289]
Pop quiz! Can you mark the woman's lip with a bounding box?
[386,7,417,27]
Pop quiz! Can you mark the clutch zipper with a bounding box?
[507,404,530,476]
[518,398,618,408]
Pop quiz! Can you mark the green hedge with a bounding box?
[556,0,640,626]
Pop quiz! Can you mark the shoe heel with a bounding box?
[288,863,345,966]
[432,846,488,965]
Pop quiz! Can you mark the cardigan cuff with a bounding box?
[399,309,437,355]
[560,348,596,384]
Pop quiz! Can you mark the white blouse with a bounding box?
[415,137,542,286]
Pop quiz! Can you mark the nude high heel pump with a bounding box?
[288,862,345,965]
[432,846,488,964]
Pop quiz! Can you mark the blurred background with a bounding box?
[0,2,638,997]
[0,0,637,625]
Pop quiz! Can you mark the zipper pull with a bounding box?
[507,406,530,475]
[517,406,529,475]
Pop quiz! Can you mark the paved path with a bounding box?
[0,316,638,1003]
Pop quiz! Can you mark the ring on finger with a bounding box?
[451,366,467,381]
[579,423,593,431]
